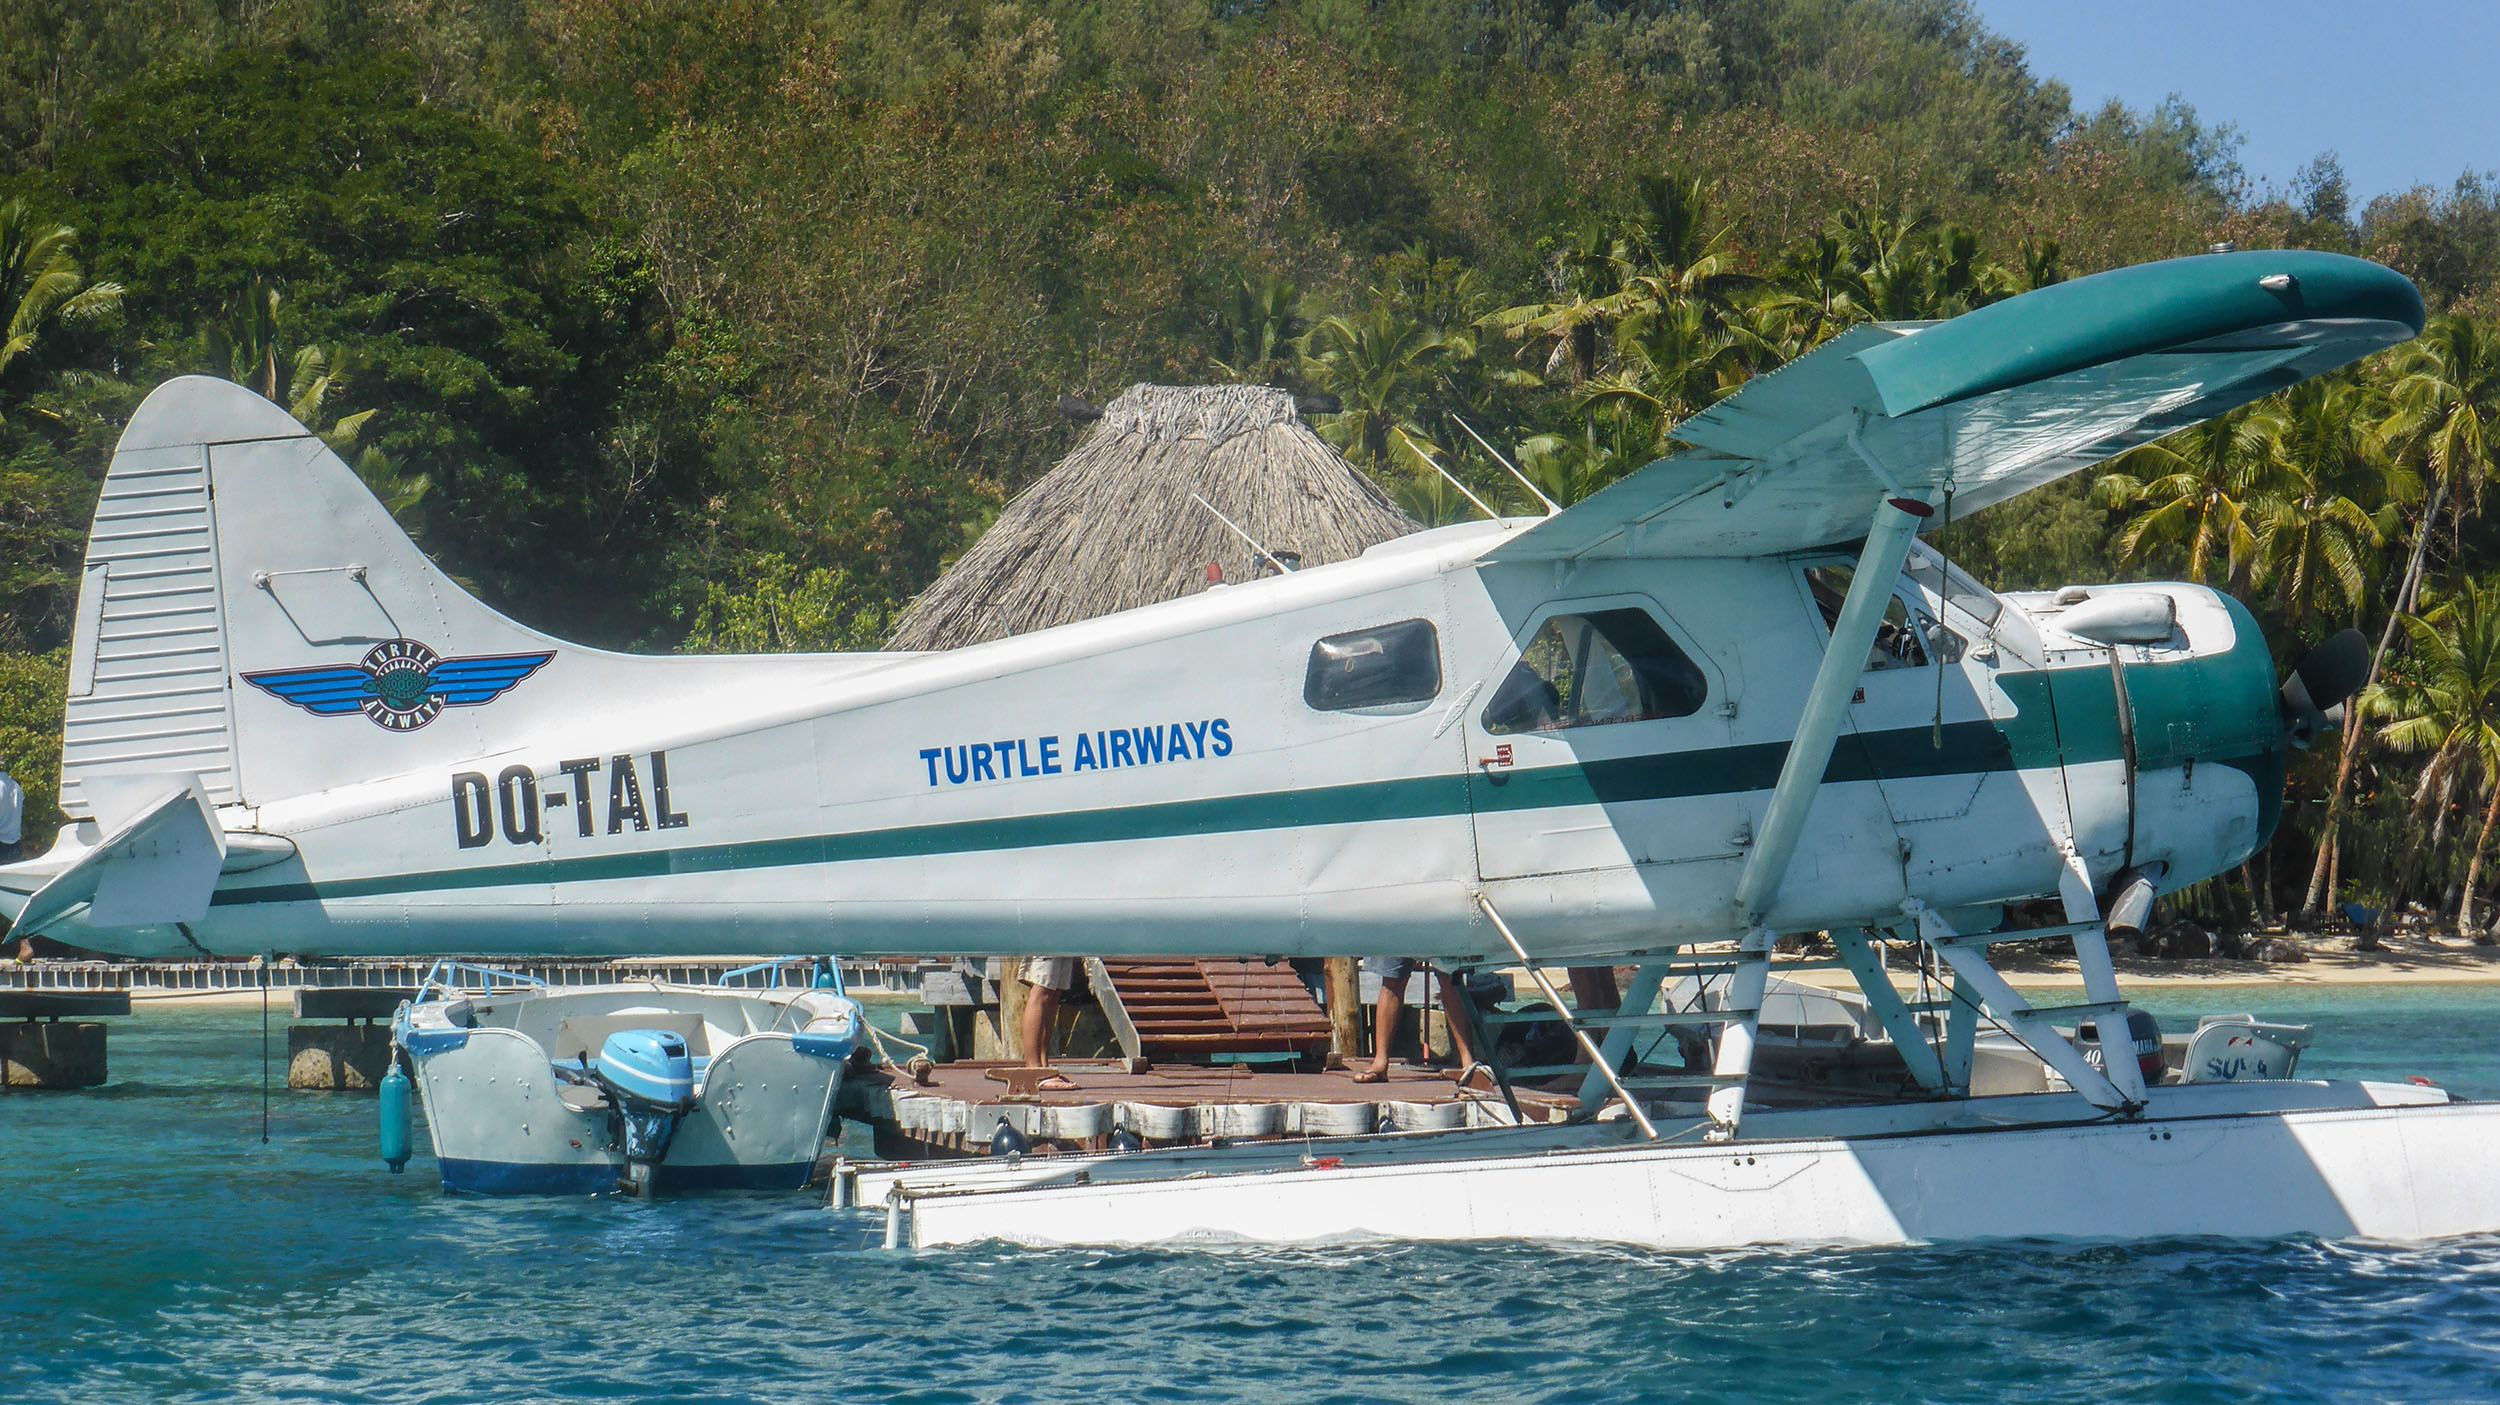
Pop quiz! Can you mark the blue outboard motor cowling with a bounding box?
[593,1029,697,1189]
[598,1029,695,1108]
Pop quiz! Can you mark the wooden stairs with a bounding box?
[1088,958,1334,1064]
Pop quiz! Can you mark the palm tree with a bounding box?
[2249,379,2410,635]
[1573,300,1751,437]
[2362,580,2500,939]
[1297,303,1459,470]
[2306,319,2500,914]
[1613,173,1758,317]
[1760,230,1866,352]
[1211,273,1304,384]
[2094,406,2277,589]
[1481,216,1628,385]
[0,198,122,406]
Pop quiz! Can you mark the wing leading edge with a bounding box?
[1490,250,2426,562]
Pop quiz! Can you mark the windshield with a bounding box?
[1905,543,2003,626]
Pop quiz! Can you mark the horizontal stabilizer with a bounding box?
[1492,250,2426,561]
[14,778,228,937]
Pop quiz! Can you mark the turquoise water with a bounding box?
[6,985,2500,1404]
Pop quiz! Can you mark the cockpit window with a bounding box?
[1804,565,1960,671]
[1305,619,1442,711]
[1905,545,2004,625]
[1483,608,1708,734]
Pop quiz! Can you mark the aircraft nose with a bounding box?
[2117,587,2289,858]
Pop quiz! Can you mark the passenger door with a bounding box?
[1465,595,1740,881]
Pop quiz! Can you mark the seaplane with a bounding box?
[8,249,2498,1250]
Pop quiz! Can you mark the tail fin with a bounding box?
[61,377,572,818]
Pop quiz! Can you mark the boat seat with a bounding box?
[549,1011,713,1065]
[554,1082,609,1113]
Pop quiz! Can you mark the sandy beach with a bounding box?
[1783,934,2500,991]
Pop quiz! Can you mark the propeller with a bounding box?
[2281,628,2371,748]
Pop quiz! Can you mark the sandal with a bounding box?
[1349,1067,1389,1084]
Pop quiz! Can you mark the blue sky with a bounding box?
[1972,0,2500,203]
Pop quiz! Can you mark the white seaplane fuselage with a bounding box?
[0,468,2272,968]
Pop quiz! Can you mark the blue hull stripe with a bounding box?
[438,1157,814,1195]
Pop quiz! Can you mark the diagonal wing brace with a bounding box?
[1732,494,1931,927]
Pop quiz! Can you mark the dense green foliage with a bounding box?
[5,0,2500,934]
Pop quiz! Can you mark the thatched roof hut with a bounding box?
[888,384,1420,651]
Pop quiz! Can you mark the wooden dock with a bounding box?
[839,1058,1581,1159]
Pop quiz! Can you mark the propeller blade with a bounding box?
[2281,628,2371,748]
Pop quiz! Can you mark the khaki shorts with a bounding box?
[1021,956,1077,991]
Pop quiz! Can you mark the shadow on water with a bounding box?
[6,996,2500,1403]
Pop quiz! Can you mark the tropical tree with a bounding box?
[1297,302,1462,471]
[1760,229,1867,353]
[1574,299,1751,436]
[2361,580,2500,939]
[2249,378,2409,634]
[1610,173,1758,321]
[2094,406,2277,589]
[1211,272,1304,384]
[2307,318,2500,913]
[1482,216,1629,385]
[0,198,121,407]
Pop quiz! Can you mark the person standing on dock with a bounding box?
[1354,958,1484,1086]
[1017,957,1079,1091]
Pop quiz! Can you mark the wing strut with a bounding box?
[1732,495,1930,925]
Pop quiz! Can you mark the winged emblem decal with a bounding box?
[243,639,553,732]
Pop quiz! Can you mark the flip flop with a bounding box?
[1034,1073,1079,1092]
[1349,1068,1389,1084]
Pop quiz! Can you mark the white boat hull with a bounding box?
[414,1028,844,1193]
[400,979,858,1194]
[897,1082,2500,1250]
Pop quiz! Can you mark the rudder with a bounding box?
[61,376,571,818]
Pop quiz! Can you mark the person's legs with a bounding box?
[1433,969,1482,1071]
[1358,957,1416,1081]
[1020,983,1061,1066]
[1018,957,1075,1071]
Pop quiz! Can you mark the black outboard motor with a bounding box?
[591,1029,697,1194]
[2077,1010,2167,1088]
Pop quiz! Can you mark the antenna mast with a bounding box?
[1394,429,1499,523]
[1452,415,1560,516]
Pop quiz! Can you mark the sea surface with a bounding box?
[6,984,2500,1404]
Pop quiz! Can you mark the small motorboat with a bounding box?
[386,959,865,1194]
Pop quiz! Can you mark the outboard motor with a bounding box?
[2077,1010,2167,1088]
[592,1029,697,1194]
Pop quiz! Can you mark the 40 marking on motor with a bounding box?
[451,751,691,849]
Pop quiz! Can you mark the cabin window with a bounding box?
[1803,565,1962,670]
[1482,608,1707,734]
[1305,619,1443,712]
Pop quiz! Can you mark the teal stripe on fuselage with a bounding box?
[210,715,2080,909]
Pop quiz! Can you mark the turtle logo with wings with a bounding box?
[243,639,553,732]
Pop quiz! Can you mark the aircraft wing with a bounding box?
[1490,250,2425,562]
